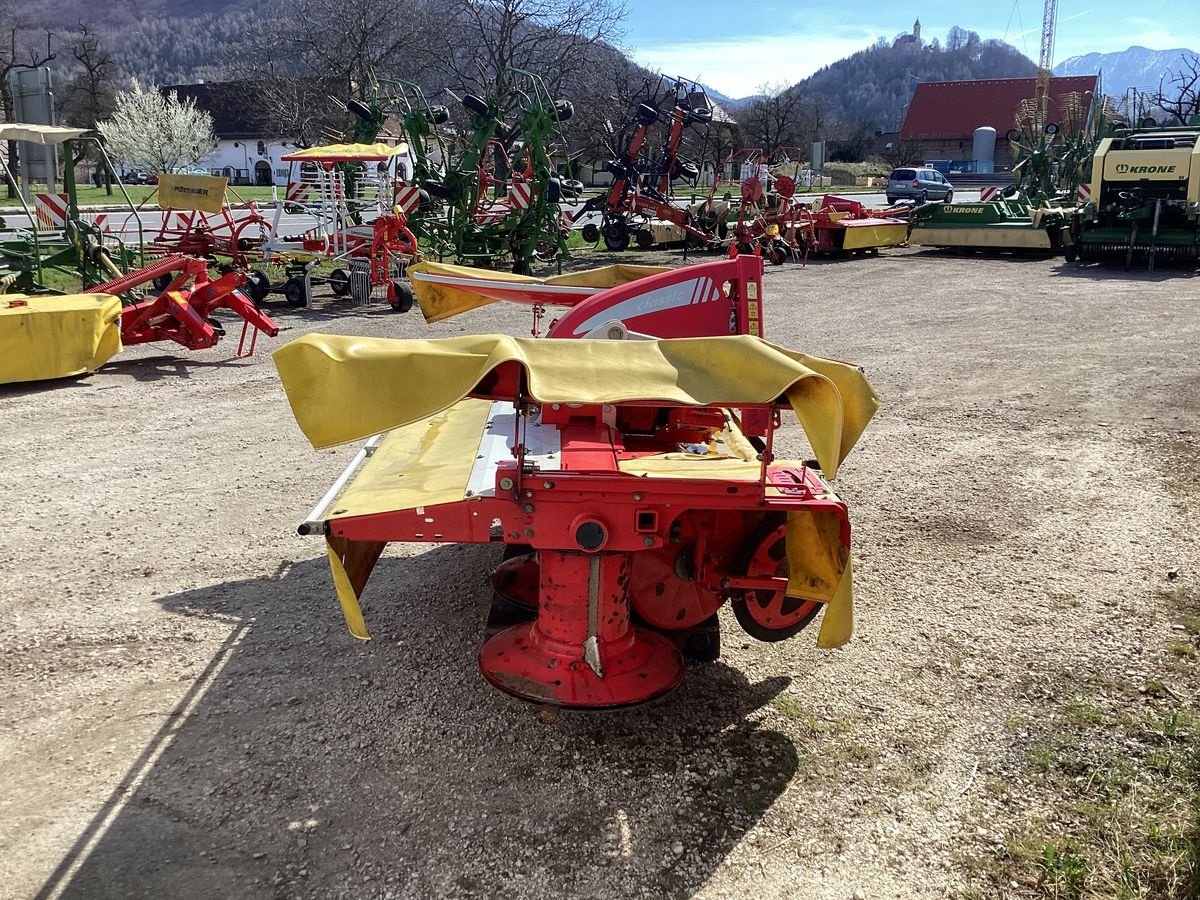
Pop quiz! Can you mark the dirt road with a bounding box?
[1,248,1197,899]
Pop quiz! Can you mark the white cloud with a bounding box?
[631,31,881,99]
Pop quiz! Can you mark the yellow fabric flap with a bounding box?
[0,294,123,385]
[273,333,878,479]
[785,508,853,648]
[410,261,669,324]
[325,537,386,640]
[330,399,493,519]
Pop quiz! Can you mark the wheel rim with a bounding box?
[732,519,822,642]
[630,515,725,630]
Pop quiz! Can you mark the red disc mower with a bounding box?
[277,256,878,711]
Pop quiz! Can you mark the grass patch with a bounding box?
[972,589,1200,898]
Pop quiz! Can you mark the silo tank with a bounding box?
[973,126,996,174]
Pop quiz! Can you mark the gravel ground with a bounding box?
[1,247,1197,900]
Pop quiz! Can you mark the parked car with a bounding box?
[886,167,953,205]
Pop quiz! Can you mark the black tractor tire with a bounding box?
[581,223,601,243]
[602,220,630,251]
[427,105,450,125]
[283,277,307,307]
[423,179,453,200]
[461,94,490,117]
[674,159,700,182]
[1064,242,1078,263]
[552,99,574,122]
[634,103,659,126]
[152,273,172,292]
[328,268,351,297]
[389,279,414,313]
[346,99,375,122]
[546,177,561,204]
[246,269,271,304]
[634,230,654,249]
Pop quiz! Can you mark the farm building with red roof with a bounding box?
[900,75,1099,170]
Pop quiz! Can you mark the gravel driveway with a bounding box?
[1,248,1197,899]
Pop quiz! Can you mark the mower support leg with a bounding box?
[478,550,684,709]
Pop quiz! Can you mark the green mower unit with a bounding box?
[908,191,1071,253]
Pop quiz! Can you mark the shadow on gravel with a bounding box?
[1047,262,1200,282]
[41,545,798,900]
[0,374,94,399]
[97,355,257,382]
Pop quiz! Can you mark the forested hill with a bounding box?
[790,34,1038,131]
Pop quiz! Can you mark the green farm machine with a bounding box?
[349,70,578,273]
[1067,122,1200,269]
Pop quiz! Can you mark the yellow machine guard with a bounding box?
[0,294,123,384]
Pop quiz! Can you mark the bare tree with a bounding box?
[438,0,628,100]
[59,23,118,192]
[740,83,807,156]
[1153,54,1200,124]
[99,81,217,174]
[880,136,923,167]
[232,0,444,147]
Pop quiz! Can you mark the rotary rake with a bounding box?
[352,70,578,273]
[262,142,420,310]
[579,75,724,251]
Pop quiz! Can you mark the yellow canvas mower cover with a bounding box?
[409,260,671,323]
[0,294,123,384]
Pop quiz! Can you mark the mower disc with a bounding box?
[490,549,539,609]
[731,513,823,642]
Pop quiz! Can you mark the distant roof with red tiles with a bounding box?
[900,75,1100,140]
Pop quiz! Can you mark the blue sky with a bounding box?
[623,2,1200,98]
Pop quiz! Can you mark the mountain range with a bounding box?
[1054,45,1199,95]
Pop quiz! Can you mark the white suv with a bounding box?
[886,167,953,204]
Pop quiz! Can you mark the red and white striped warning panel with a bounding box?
[1076,183,1092,204]
[508,182,533,209]
[286,182,311,202]
[85,213,112,233]
[979,186,1001,202]
[34,193,68,230]
[394,185,422,213]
